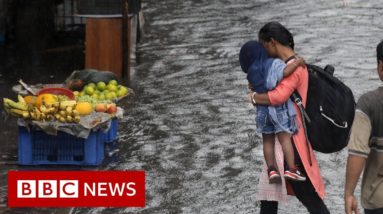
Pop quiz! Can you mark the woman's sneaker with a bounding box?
[284,167,306,182]
[268,166,282,184]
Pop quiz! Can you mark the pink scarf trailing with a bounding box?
[255,140,288,204]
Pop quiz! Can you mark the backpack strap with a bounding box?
[286,56,310,123]
[291,92,313,166]
[291,92,311,123]
[285,56,313,165]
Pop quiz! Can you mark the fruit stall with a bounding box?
[3,76,131,166]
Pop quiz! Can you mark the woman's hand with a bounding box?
[295,56,306,67]
[344,194,360,214]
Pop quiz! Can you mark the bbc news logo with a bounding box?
[17,180,136,198]
[8,171,145,207]
[17,180,79,198]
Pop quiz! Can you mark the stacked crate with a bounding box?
[18,119,119,166]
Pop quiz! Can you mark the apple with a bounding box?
[106,103,117,114]
[95,103,107,112]
[97,81,106,91]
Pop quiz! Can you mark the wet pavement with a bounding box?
[2,0,383,213]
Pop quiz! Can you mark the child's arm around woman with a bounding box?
[266,56,306,90]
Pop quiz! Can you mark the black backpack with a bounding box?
[292,64,356,154]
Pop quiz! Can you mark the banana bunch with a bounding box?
[54,100,81,123]
[30,100,80,123]
[3,96,30,119]
[4,96,81,123]
[29,104,58,121]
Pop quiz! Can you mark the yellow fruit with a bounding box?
[59,110,66,117]
[74,115,81,123]
[66,106,73,114]
[66,115,73,123]
[75,102,93,116]
[59,116,66,123]
[54,114,61,120]
[73,91,80,97]
[36,94,58,108]
[24,95,37,105]
[72,110,80,116]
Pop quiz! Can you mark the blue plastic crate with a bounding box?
[101,118,119,144]
[18,126,104,166]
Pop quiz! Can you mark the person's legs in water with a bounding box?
[260,200,278,214]
[277,132,306,181]
[263,133,281,183]
[289,173,330,214]
[288,145,330,214]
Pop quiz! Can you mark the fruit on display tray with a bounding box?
[35,94,58,108]
[75,102,93,116]
[4,80,128,124]
[3,96,30,119]
[95,103,117,114]
[75,80,130,102]
[24,95,37,106]
[38,87,75,100]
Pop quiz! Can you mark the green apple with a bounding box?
[108,80,118,86]
[97,82,106,91]
[84,86,95,95]
[107,84,118,92]
[87,83,96,89]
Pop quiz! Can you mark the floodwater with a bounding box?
[2,0,383,213]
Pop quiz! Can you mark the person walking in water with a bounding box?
[344,40,383,214]
[250,22,330,214]
[239,40,306,183]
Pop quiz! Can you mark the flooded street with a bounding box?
[2,0,383,213]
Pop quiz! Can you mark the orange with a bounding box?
[36,94,58,107]
[75,102,93,116]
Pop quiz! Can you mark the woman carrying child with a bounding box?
[239,40,306,183]
[241,22,330,214]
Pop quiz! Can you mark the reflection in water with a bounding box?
[1,0,382,213]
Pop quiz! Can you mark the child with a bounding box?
[239,40,306,183]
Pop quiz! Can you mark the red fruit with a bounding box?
[95,103,107,112]
[67,79,85,91]
[107,103,117,114]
